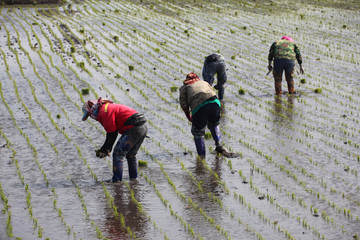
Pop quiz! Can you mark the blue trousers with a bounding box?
[202,60,227,100]
[112,124,147,182]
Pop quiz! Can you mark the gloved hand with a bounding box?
[267,65,273,71]
[299,65,304,75]
[95,149,109,158]
[214,84,219,90]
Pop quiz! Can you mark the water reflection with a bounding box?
[220,100,226,125]
[195,155,223,193]
[273,95,295,123]
[104,181,147,239]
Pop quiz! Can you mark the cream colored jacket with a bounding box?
[179,80,216,112]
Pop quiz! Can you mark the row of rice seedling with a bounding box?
[0,77,47,238]
[12,5,210,238]
[172,12,360,234]
[1,0,358,239]
[84,2,360,237]
[52,5,300,238]
[220,113,359,237]
[1,8,126,238]
[0,131,14,238]
[140,139,274,239]
[174,15,358,197]
[221,87,358,207]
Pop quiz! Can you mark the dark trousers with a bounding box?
[112,124,147,182]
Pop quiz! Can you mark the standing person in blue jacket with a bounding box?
[202,53,227,100]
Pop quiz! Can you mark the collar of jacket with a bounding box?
[183,78,200,85]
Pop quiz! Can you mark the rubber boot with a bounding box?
[112,160,124,182]
[287,80,296,94]
[217,85,225,101]
[275,81,282,95]
[194,137,206,158]
[127,157,138,180]
[210,125,221,146]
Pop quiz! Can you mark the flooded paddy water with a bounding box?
[0,0,359,239]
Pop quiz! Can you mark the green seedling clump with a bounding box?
[314,88,322,93]
[70,46,75,53]
[113,36,119,42]
[79,62,85,70]
[204,132,212,139]
[231,55,236,60]
[82,88,89,95]
[238,88,245,95]
[56,114,61,119]
[170,86,178,92]
[138,160,147,167]
[129,65,134,71]
[300,78,306,84]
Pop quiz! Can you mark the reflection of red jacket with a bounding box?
[96,103,137,134]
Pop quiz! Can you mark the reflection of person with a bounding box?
[82,97,147,182]
[202,53,227,100]
[105,182,147,239]
[268,36,304,95]
[179,72,227,159]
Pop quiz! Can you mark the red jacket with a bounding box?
[96,103,137,134]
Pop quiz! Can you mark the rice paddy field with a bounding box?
[0,0,359,239]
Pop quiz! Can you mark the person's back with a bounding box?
[272,39,298,62]
[202,53,227,100]
[179,79,216,113]
[96,103,137,134]
[268,36,304,95]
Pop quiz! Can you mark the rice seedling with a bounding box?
[138,160,147,166]
[238,88,245,95]
[81,88,90,95]
[204,132,212,139]
[314,88,322,93]
[170,86,178,92]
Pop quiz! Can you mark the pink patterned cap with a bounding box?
[281,36,294,42]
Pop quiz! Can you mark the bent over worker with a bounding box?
[268,36,304,95]
[179,72,227,158]
[202,53,227,100]
[82,98,147,182]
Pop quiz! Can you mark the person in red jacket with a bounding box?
[82,98,147,182]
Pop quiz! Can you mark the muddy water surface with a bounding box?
[0,0,359,240]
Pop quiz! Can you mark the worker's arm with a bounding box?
[267,42,276,71]
[179,86,192,122]
[97,131,118,158]
[182,107,192,122]
[294,44,304,74]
